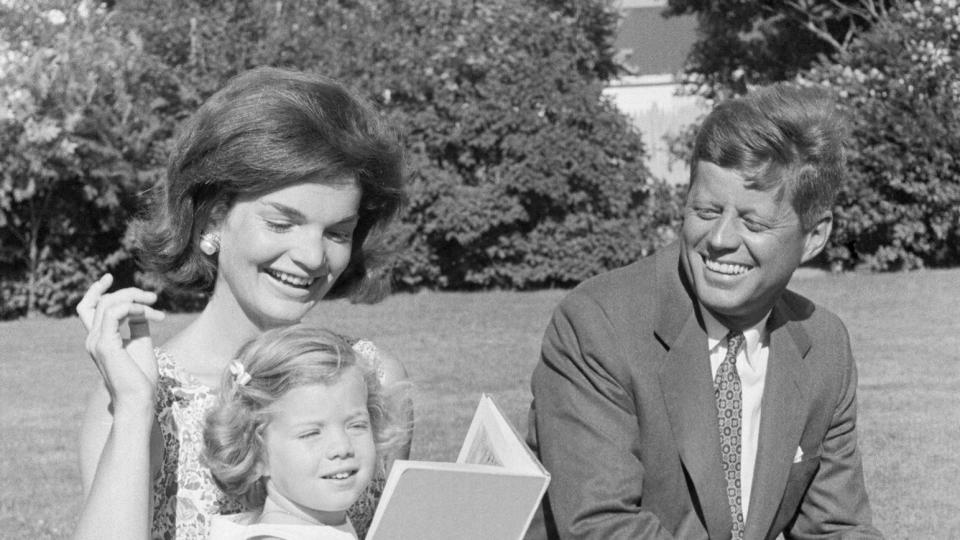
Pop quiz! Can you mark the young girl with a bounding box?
[202,325,409,540]
[74,67,410,540]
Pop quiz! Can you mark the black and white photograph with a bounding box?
[1,0,957,538]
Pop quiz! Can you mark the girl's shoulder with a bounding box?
[208,513,357,540]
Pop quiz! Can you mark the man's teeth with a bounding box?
[704,259,750,275]
[267,270,314,288]
[326,472,352,480]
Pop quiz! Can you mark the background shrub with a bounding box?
[366,1,680,288]
[805,1,960,270]
[663,0,892,99]
[0,1,178,318]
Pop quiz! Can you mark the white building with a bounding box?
[603,0,707,185]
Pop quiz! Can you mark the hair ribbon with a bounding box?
[229,361,252,386]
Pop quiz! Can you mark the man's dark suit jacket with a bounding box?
[526,243,881,540]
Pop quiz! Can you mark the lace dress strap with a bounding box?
[151,348,245,539]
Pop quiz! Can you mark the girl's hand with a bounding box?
[77,274,165,412]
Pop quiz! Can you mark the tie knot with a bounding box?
[725,331,745,360]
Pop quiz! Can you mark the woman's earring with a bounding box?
[199,233,220,256]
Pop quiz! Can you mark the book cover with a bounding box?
[365,394,550,540]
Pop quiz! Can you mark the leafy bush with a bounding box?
[805,0,960,270]
[664,0,891,99]
[362,1,681,288]
[0,1,179,317]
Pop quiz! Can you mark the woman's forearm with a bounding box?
[73,404,154,540]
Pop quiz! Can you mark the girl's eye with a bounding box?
[347,421,370,432]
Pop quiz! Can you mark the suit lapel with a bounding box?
[743,300,812,540]
[654,248,732,540]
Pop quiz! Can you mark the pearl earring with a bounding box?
[199,233,220,256]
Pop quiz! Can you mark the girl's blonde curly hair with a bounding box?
[202,323,410,509]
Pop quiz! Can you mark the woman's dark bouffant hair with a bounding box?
[202,324,411,509]
[132,67,406,302]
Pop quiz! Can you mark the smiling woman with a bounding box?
[211,180,362,330]
[72,67,410,540]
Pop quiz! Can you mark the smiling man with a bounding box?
[526,84,882,540]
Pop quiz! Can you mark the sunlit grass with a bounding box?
[2,268,958,538]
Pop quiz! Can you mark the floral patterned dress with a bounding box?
[150,339,386,540]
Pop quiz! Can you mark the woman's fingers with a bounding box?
[90,287,160,333]
[95,302,141,355]
[89,302,158,402]
[80,276,167,404]
[127,305,165,338]
[76,274,114,330]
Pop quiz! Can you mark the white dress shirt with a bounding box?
[701,305,770,521]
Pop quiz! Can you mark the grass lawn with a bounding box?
[1,268,958,539]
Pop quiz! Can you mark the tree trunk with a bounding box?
[26,233,38,318]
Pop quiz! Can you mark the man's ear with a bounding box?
[801,211,833,264]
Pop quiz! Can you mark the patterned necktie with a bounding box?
[715,331,746,540]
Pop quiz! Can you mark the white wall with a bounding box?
[602,76,708,185]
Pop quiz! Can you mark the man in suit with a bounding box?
[526,84,882,539]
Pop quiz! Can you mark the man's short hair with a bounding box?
[690,83,847,230]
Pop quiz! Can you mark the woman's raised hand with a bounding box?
[76,274,166,413]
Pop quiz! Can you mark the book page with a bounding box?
[457,394,546,473]
[457,394,505,466]
[483,394,543,471]
[460,421,503,467]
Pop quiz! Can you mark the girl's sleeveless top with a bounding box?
[207,512,357,540]
[150,339,386,540]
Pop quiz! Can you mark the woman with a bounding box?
[73,67,410,540]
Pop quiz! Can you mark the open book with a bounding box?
[365,394,550,540]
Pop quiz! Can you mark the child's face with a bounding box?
[211,176,362,329]
[260,366,377,525]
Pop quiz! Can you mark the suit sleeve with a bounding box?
[528,293,676,540]
[787,323,883,539]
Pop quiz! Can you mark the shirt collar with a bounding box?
[700,303,770,368]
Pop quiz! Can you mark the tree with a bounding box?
[0,1,177,317]
[664,0,893,98]
[804,0,960,270]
